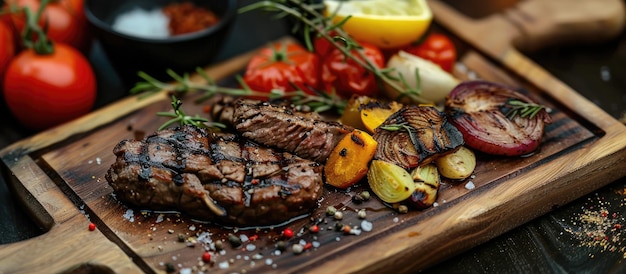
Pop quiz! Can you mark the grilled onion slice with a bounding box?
[444,80,551,156]
[373,105,464,169]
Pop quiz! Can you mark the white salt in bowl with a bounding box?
[85,0,238,85]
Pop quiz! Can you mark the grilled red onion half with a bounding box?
[444,80,551,156]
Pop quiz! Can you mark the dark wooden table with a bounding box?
[1,1,625,273]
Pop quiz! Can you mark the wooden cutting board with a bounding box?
[2,1,626,273]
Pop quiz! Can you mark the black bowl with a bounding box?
[84,0,238,85]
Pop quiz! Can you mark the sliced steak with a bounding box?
[105,125,324,227]
[232,98,353,163]
[212,96,324,127]
[374,105,464,169]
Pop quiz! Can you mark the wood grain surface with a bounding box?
[2,1,626,273]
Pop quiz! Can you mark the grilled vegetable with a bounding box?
[407,164,440,209]
[367,160,416,203]
[340,95,375,130]
[374,105,465,169]
[383,50,460,104]
[435,146,476,180]
[324,130,378,188]
[445,80,551,156]
[360,100,403,134]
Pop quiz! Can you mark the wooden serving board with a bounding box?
[2,1,626,273]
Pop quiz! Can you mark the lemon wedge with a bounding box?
[324,0,433,49]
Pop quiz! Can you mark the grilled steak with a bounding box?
[211,96,323,127]
[374,105,464,169]
[231,98,353,163]
[105,125,324,227]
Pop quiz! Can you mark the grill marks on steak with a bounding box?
[105,125,324,226]
[232,98,353,163]
[374,105,465,169]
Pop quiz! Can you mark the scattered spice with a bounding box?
[282,228,294,239]
[360,191,371,201]
[228,233,242,247]
[201,251,212,263]
[357,209,367,219]
[566,190,625,259]
[276,241,287,251]
[292,243,304,254]
[326,206,337,216]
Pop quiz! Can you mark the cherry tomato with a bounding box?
[404,33,456,73]
[3,43,96,130]
[5,0,90,51]
[0,21,15,87]
[320,41,385,98]
[243,41,320,95]
[313,31,339,58]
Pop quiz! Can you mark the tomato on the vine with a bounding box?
[3,43,96,130]
[320,41,385,98]
[404,33,456,73]
[0,21,15,86]
[243,41,320,95]
[4,0,90,51]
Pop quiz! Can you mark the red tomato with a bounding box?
[5,0,90,51]
[313,31,339,58]
[404,33,456,73]
[243,42,320,95]
[320,41,385,98]
[0,21,15,87]
[3,43,96,130]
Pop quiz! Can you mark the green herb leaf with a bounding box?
[504,99,547,120]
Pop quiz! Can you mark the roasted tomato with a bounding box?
[4,0,90,51]
[0,21,15,87]
[404,33,456,73]
[3,43,96,130]
[243,41,320,95]
[320,41,385,98]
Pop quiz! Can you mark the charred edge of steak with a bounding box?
[105,125,324,227]
[232,98,353,163]
[374,105,465,169]
[211,96,324,128]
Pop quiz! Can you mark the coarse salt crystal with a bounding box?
[218,261,229,269]
[240,234,249,242]
[123,209,135,222]
[112,7,170,39]
[361,220,373,232]
[465,181,476,190]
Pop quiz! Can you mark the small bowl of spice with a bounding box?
[85,0,238,84]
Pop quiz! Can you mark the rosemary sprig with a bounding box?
[157,95,226,130]
[379,122,419,149]
[131,67,347,114]
[504,99,547,120]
